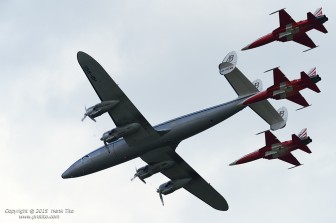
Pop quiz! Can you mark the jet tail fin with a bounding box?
[313,7,323,17]
[300,70,321,93]
[308,8,328,33]
[292,134,312,154]
[219,52,287,131]
[297,128,308,139]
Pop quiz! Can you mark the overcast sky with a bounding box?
[1,0,335,222]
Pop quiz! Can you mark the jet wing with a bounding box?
[293,33,317,49]
[286,93,310,107]
[140,146,229,211]
[273,68,290,85]
[77,51,160,145]
[278,153,301,166]
[265,130,281,146]
[278,9,296,27]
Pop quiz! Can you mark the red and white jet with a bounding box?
[242,67,321,109]
[242,7,328,51]
[230,128,312,168]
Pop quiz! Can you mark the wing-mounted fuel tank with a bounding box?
[131,161,175,183]
[82,100,119,122]
[157,178,191,206]
[101,123,141,145]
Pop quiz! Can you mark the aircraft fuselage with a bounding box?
[242,15,328,50]
[62,97,248,178]
[230,137,311,165]
[243,75,321,105]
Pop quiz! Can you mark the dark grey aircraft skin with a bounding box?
[62,51,286,211]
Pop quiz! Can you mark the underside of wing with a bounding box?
[273,68,290,85]
[140,146,229,211]
[293,33,317,48]
[278,153,301,166]
[286,93,309,107]
[265,130,281,146]
[279,9,296,27]
[77,51,160,145]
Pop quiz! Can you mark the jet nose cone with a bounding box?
[229,161,237,166]
[241,44,251,51]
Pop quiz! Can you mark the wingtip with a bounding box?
[77,51,91,61]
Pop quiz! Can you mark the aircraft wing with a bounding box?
[265,130,281,146]
[140,146,229,211]
[279,9,296,27]
[293,33,317,49]
[278,153,301,166]
[77,51,160,145]
[273,68,290,85]
[286,93,310,107]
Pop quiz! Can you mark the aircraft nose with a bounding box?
[61,168,72,179]
[241,44,250,51]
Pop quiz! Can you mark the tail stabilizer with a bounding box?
[300,71,321,93]
[314,24,328,33]
[292,134,312,154]
[219,52,287,131]
[219,51,258,97]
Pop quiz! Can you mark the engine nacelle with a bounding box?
[82,100,119,122]
[101,123,141,143]
[157,178,191,195]
[132,161,175,183]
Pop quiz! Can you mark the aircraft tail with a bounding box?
[292,132,312,154]
[252,79,263,91]
[297,128,308,139]
[307,7,328,33]
[219,51,287,130]
[300,68,321,93]
[313,7,323,17]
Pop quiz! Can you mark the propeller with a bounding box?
[130,167,146,183]
[131,167,138,181]
[81,106,96,122]
[81,106,88,121]
[157,188,164,206]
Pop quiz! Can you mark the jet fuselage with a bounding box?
[242,15,328,50]
[230,137,312,165]
[243,75,321,105]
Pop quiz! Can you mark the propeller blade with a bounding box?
[159,192,164,206]
[131,174,137,181]
[81,114,87,122]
